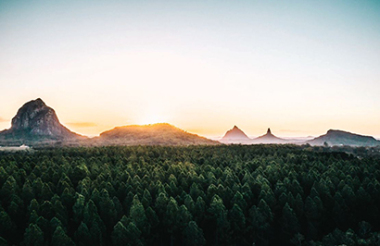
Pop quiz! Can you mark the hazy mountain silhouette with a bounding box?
[1,99,378,148]
[251,128,287,144]
[308,129,380,147]
[220,126,251,144]
[0,99,220,147]
[0,98,82,146]
[220,127,288,144]
[97,123,218,146]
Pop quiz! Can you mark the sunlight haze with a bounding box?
[1,0,379,138]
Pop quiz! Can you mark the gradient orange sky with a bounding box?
[1,1,379,138]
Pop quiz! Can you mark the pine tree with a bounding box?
[112,222,128,246]
[51,226,75,246]
[208,195,230,245]
[75,222,91,246]
[229,204,246,242]
[126,222,143,246]
[129,195,149,235]
[23,223,44,246]
[280,203,300,240]
[183,221,205,246]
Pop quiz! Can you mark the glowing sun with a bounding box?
[137,112,169,125]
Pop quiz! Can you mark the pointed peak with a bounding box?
[25,98,46,107]
[35,98,46,104]
[221,125,250,141]
[253,127,285,143]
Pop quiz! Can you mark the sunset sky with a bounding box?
[1,0,379,138]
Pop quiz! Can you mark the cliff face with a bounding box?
[0,98,81,144]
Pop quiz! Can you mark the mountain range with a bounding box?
[220,125,380,147]
[0,98,379,147]
[0,99,217,146]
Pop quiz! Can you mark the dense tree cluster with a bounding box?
[0,145,379,245]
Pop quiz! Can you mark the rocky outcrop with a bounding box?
[0,98,81,145]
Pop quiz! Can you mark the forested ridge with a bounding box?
[0,145,380,245]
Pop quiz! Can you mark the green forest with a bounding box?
[0,145,379,246]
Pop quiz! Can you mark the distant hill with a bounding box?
[97,123,218,146]
[308,129,380,147]
[0,98,83,146]
[220,126,251,144]
[251,128,288,144]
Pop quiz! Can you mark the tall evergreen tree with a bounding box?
[22,223,44,246]
[51,226,75,246]
[183,221,205,246]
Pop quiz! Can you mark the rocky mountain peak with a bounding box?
[2,98,80,139]
[11,98,50,131]
[221,125,250,143]
[251,128,286,144]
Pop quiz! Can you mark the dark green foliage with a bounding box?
[51,226,75,246]
[22,223,44,246]
[208,195,230,245]
[183,221,206,246]
[129,195,149,234]
[0,211,14,239]
[125,222,143,246]
[75,222,91,246]
[111,222,128,245]
[0,145,379,245]
[0,237,6,246]
[229,204,245,244]
[281,203,300,238]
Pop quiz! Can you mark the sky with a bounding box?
[1,0,379,138]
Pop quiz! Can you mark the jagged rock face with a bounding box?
[2,98,79,139]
